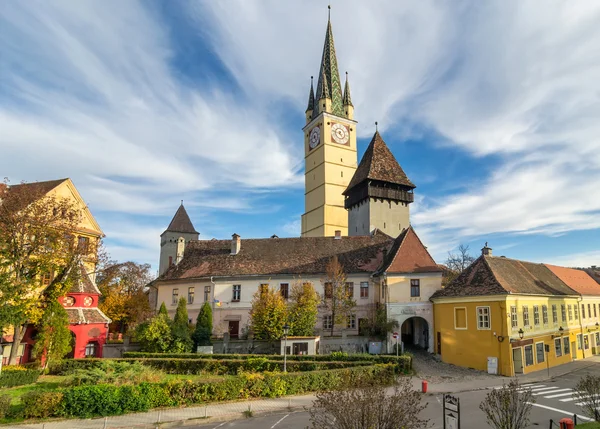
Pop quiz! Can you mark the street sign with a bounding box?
[392,332,399,339]
[443,394,461,429]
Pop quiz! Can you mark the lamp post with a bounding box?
[283,323,290,373]
[518,328,524,340]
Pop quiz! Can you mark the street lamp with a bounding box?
[283,323,290,373]
[518,328,524,340]
[558,326,564,336]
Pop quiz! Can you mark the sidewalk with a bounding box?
[5,356,599,429]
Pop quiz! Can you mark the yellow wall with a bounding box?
[387,273,441,303]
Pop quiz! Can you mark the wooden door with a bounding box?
[228,321,239,339]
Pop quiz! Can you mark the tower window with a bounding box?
[169,256,173,266]
[341,171,343,177]
[384,222,386,228]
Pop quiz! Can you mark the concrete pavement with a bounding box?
[5,356,599,429]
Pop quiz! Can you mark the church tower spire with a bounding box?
[301,7,358,238]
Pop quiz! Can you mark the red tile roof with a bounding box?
[378,227,441,274]
[163,204,198,235]
[65,308,110,324]
[545,265,600,296]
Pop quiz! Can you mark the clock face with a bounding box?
[309,126,321,149]
[331,123,350,144]
[63,296,75,307]
[83,296,93,307]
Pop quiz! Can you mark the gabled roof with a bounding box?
[65,308,111,324]
[159,231,394,281]
[344,132,415,195]
[2,179,68,211]
[545,265,600,296]
[163,204,198,235]
[312,18,344,119]
[377,227,441,274]
[68,264,101,295]
[431,256,578,299]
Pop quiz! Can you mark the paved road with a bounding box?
[186,364,600,429]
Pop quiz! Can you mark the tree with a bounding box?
[135,312,172,353]
[444,244,475,285]
[0,179,87,365]
[249,285,287,341]
[288,281,320,336]
[322,256,355,336]
[171,297,192,352]
[360,305,399,340]
[479,380,535,429]
[32,301,72,369]
[97,261,154,333]
[573,374,600,421]
[193,302,213,349]
[309,378,429,429]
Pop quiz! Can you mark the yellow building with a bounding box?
[301,15,357,237]
[431,245,598,376]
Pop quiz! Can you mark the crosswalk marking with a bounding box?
[534,388,572,397]
[561,394,592,402]
[528,386,562,393]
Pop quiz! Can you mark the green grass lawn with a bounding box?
[2,375,66,405]
[577,422,600,428]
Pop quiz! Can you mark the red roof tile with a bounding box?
[545,265,600,296]
[378,227,441,274]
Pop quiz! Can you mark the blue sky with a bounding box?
[1,1,599,272]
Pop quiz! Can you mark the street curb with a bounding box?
[155,408,307,429]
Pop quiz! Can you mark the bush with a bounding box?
[21,391,64,419]
[0,367,40,387]
[0,395,10,419]
[63,360,162,386]
[57,364,397,418]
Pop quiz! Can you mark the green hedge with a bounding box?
[48,357,377,376]
[122,352,412,370]
[0,367,41,388]
[56,364,396,418]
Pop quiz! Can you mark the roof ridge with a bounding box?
[480,255,510,293]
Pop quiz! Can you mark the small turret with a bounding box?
[159,202,199,276]
[343,72,353,120]
[305,76,315,123]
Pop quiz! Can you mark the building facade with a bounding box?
[431,246,600,376]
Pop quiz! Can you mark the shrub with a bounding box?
[0,395,10,419]
[21,391,64,419]
[63,360,162,387]
[0,367,40,387]
[329,351,349,360]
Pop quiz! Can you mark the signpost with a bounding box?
[443,394,461,429]
[392,332,399,356]
[545,344,550,377]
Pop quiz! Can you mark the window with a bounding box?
[524,345,534,366]
[172,288,179,305]
[410,279,420,297]
[575,304,579,320]
[346,314,356,329]
[561,305,566,322]
[511,306,518,329]
[542,305,548,325]
[589,304,593,320]
[454,307,467,329]
[552,305,558,324]
[280,283,289,300]
[324,283,333,299]
[360,282,369,298]
[323,315,333,330]
[187,287,194,304]
[577,334,583,350]
[568,305,573,321]
[85,342,98,357]
[555,338,563,357]
[536,342,545,364]
[41,272,53,286]
[596,332,600,347]
[477,306,490,329]
[232,284,241,301]
[204,285,210,302]
[533,306,540,326]
[582,304,586,319]
[523,306,530,327]
[595,304,598,318]
[563,337,570,355]
[584,335,590,350]
[169,256,173,266]
[78,236,90,253]
[345,282,354,298]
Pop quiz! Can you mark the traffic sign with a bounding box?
[392,332,399,339]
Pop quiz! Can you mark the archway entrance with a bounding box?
[401,317,429,350]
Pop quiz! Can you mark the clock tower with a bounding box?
[301,12,357,237]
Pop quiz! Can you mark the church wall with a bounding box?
[158,231,198,276]
[368,198,410,238]
[348,200,371,236]
[386,272,442,303]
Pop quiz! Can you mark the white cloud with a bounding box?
[543,250,600,269]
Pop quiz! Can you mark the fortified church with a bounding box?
[152,12,442,353]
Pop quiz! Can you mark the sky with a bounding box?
[1,1,599,272]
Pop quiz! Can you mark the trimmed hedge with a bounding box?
[0,395,10,419]
[122,352,412,370]
[0,367,41,388]
[48,357,377,376]
[56,364,396,418]
[21,391,64,419]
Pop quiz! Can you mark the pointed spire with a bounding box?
[306,76,315,112]
[165,204,199,234]
[313,8,344,119]
[343,71,353,106]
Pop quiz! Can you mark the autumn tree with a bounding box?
[97,261,154,333]
[444,244,475,286]
[360,305,399,340]
[135,312,172,353]
[479,380,534,429]
[193,302,213,349]
[0,179,88,365]
[171,297,193,352]
[249,284,287,341]
[573,374,600,421]
[288,281,320,336]
[32,300,72,369]
[322,256,355,336]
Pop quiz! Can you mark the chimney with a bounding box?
[231,233,241,255]
[334,230,342,240]
[481,242,492,257]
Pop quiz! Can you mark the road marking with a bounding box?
[561,394,592,402]
[543,390,575,398]
[520,383,536,387]
[270,413,290,428]
[527,403,592,422]
[528,386,562,393]
[212,423,227,429]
